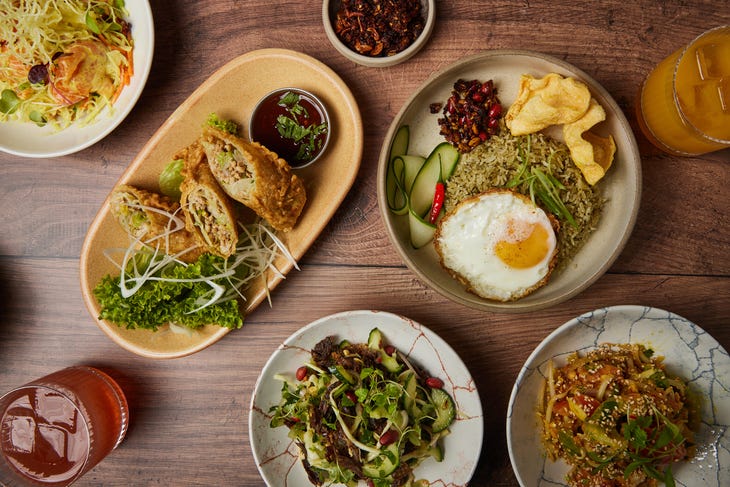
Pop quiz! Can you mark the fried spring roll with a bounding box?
[200,126,306,232]
[109,184,204,262]
[179,142,240,258]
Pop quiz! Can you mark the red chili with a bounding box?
[429,182,445,224]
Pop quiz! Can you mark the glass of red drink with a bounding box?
[0,366,129,486]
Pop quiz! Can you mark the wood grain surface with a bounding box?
[0,1,728,486]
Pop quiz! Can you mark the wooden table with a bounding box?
[1,1,728,485]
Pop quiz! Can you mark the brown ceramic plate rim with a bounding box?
[376,50,642,313]
[80,48,363,358]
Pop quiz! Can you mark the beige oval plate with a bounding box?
[377,50,642,313]
[80,49,363,358]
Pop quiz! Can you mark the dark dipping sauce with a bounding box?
[249,88,330,168]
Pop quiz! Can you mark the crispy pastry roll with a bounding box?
[200,126,306,232]
[179,142,240,258]
[109,184,204,262]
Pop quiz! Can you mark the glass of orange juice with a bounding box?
[636,25,730,156]
[0,366,129,486]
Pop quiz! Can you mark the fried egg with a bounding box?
[434,189,559,302]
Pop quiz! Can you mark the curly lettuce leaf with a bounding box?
[93,253,244,331]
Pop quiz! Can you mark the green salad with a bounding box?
[270,328,456,487]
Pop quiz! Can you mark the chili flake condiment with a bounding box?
[333,0,425,57]
[437,79,503,153]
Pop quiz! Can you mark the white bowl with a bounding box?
[249,310,483,486]
[0,0,154,158]
[322,0,435,68]
[507,305,730,486]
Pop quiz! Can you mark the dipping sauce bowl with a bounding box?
[248,87,331,169]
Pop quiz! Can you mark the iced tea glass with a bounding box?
[0,366,129,486]
[636,25,730,156]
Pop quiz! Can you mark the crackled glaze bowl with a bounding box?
[507,305,730,486]
[249,310,483,486]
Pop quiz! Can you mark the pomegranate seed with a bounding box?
[472,92,483,102]
[488,103,502,118]
[481,82,493,96]
[384,345,396,355]
[488,117,500,129]
[479,131,488,141]
[425,377,444,388]
[295,366,308,381]
[379,429,399,446]
[345,390,358,403]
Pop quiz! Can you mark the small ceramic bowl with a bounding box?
[248,87,331,169]
[322,0,436,68]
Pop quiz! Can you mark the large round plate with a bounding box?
[79,49,363,358]
[0,0,154,158]
[249,310,483,486]
[376,50,642,313]
[507,305,730,486]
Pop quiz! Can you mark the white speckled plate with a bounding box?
[507,305,730,486]
[377,50,642,313]
[249,310,483,486]
[0,0,154,158]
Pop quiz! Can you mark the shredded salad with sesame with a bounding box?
[540,343,696,487]
[269,328,456,487]
[0,0,134,129]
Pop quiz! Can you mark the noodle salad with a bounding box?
[0,0,134,129]
[540,344,696,487]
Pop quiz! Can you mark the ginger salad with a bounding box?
[540,343,696,487]
[0,0,134,129]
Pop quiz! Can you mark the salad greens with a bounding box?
[95,216,297,332]
[94,252,244,330]
[207,112,240,135]
[270,328,455,487]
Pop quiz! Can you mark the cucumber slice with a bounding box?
[408,207,437,249]
[431,142,460,181]
[368,328,383,349]
[386,156,408,214]
[367,328,401,372]
[362,443,400,479]
[400,154,426,194]
[409,155,442,218]
[389,125,409,162]
[428,443,444,462]
[328,365,355,385]
[400,370,418,416]
[430,388,455,433]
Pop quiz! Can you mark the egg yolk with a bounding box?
[494,220,550,269]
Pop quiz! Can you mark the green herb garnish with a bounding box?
[506,135,578,228]
[622,408,686,486]
[275,91,328,162]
